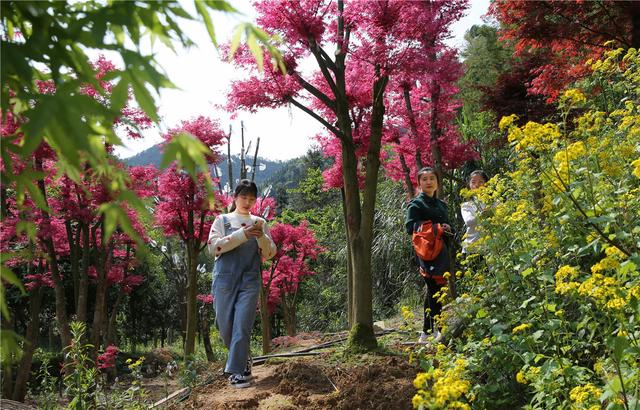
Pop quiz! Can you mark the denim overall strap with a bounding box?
[211,214,262,374]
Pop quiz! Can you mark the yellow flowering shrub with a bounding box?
[412,348,473,410]
[414,47,640,409]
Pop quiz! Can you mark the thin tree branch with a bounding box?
[285,96,347,142]
[309,36,339,97]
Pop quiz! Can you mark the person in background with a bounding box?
[405,167,452,343]
[208,179,276,388]
[460,170,489,255]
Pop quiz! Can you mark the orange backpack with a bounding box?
[412,221,445,262]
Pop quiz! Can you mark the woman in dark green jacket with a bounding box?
[405,167,452,343]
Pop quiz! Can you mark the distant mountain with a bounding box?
[123,144,291,188]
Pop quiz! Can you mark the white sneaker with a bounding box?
[417,331,442,344]
[229,374,251,388]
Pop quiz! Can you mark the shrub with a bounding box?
[413,47,640,409]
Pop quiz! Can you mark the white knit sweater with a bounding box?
[207,211,276,260]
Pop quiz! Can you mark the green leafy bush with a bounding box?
[413,47,640,409]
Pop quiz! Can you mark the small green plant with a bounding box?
[123,357,148,409]
[29,354,60,410]
[179,356,198,390]
[63,322,98,409]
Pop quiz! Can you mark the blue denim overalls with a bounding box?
[212,215,261,374]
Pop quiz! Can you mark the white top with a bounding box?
[207,211,276,260]
[461,200,483,253]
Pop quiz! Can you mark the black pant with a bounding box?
[423,277,445,333]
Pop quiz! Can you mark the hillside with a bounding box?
[123,144,292,187]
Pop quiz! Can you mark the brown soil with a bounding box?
[171,348,419,410]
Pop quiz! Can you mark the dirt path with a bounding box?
[173,352,418,410]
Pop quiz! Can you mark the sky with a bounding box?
[113,0,491,161]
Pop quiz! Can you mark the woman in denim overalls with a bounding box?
[208,180,276,388]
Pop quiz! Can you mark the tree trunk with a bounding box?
[1,314,15,398]
[340,140,370,349]
[200,307,215,362]
[398,153,415,199]
[259,288,271,354]
[184,244,198,358]
[34,157,72,350]
[428,80,444,198]
[12,287,43,401]
[251,137,260,182]
[77,222,90,324]
[106,291,123,346]
[91,263,108,354]
[227,125,234,192]
[65,221,79,313]
[402,84,424,170]
[91,227,111,355]
[629,2,640,48]
[339,188,354,328]
[347,74,388,351]
[240,121,247,180]
[282,294,297,337]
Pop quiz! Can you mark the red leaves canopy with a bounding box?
[489,0,640,101]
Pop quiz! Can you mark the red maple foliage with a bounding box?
[489,0,640,101]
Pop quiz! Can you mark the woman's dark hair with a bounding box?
[229,179,258,212]
[234,179,258,198]
[468,170,489,186]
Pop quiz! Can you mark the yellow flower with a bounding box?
[512,323,532,334]
[562,88,587,105]
[631,159,640,178]
[508,121,561,152]
[413,372,429,389]
[412,393,425,408]
[499,114,518,131]
[516,371,527,384]
[605,298,625,310]
[401,305,415,322]
[593,361,604,375]
[569,383,602,404]
[555,265,581,295]
[604,246,626,260]
[590,256,620,274]
[556,265,579,280]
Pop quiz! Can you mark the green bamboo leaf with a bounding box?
[15,175,49,212]
[99,203,120,243]
[246,30,263,71]
[228,23,244,61]
[130,75,159,122]
[110,73,130,113]
[16,221,37,242]
[195,0,217,48]
[6,20,14,40]
[202,0,238,12]
[0,259,25,293]
[0,329,23,364]
[0,261,25,320]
